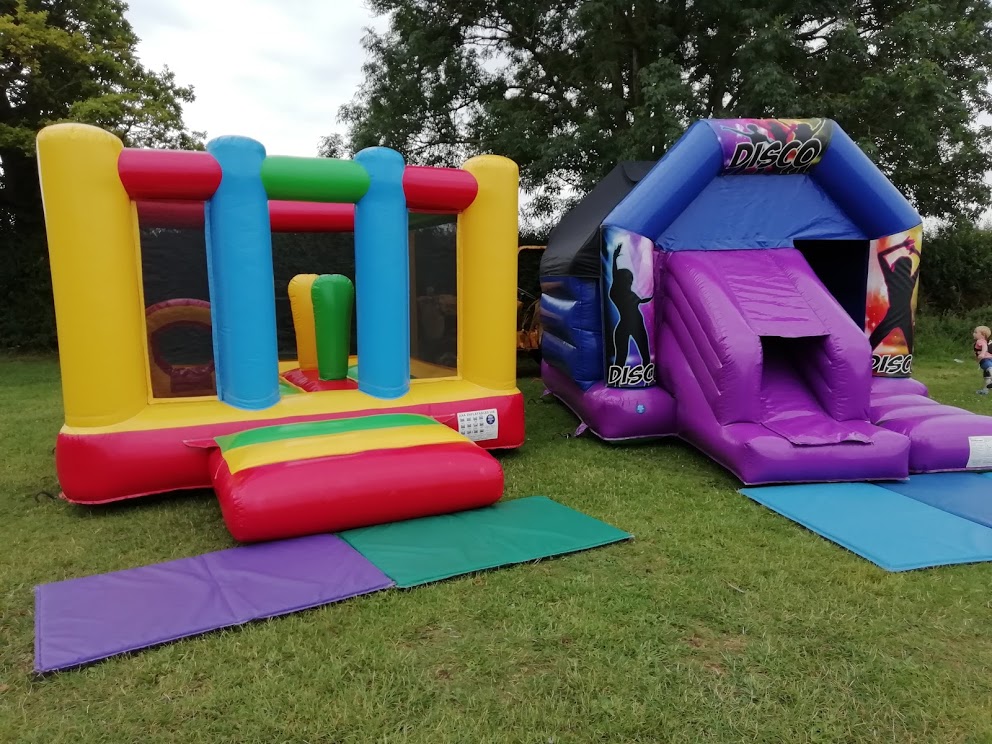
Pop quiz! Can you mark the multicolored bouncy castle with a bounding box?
[37,123,522,540]
[540,118,992,484]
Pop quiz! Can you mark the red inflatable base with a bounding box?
[211,441,504,543]
[56,393,525,504]
[281,369,359,392]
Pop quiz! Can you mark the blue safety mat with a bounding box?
[879,473,992,529]
[740,482,992,572]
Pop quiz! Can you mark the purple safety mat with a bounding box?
[35,534,393,673]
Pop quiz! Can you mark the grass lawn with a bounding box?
[3,344,992,743]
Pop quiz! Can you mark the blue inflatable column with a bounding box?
[353,147,410,399]
[204,136,280,410]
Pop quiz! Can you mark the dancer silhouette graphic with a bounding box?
[720,122,772,150]
[608,243,652,366]
[868,238,921,354]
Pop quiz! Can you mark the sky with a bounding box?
[122,2,989,224]
[125,0,388,157]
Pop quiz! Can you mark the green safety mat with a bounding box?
[339,496,632,588]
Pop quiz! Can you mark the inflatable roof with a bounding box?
[542,161,655,277]
[542,118,921,278]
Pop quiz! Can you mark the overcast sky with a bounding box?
[123,1,989,225]
[125,0,387,157]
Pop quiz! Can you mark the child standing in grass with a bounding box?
[974,326,992,394]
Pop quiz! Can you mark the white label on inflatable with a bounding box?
[967,437,992,468]
[457,408,499,442]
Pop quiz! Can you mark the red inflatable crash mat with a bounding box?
[209,413,504,542]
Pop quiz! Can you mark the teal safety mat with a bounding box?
[741,479,992,572]
[880,473,992,529]
[339,496,632,588]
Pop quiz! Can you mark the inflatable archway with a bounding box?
[145,299,215,398]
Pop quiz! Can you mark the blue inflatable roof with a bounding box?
[604,119,921,250]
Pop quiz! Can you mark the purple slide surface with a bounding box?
[659,249,992,482]
[659,248,910,484]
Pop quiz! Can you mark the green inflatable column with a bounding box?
[312,274,355,381]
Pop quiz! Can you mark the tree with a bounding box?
[1,0,203,226]
[0,0,203,347]
[919,220,992,313]
[341,0,992,230]
[317,132,349,159]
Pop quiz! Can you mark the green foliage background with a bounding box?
[919,221,992,315]
[343,0,992,229]
[3,1,992,348]
[0,0,203,349]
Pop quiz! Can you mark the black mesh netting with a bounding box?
[138,211,458,389]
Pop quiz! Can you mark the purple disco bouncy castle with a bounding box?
[540,118,992,484]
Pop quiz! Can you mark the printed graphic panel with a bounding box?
[706,118,833,175]
[602,227,656,388]
[866,225,923,377]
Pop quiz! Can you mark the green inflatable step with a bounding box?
[339,496,632,588]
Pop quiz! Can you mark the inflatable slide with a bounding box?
[541,118,992,484]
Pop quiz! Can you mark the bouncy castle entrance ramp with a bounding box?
[660,248,910,484]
